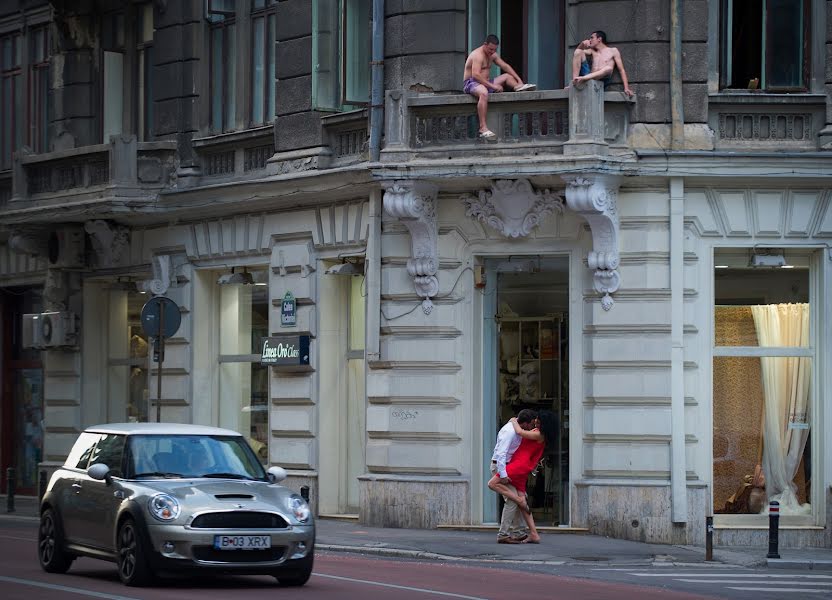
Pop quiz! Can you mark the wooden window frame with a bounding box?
[249,0,277,126]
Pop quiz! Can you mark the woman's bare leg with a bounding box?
[487,475,529,512]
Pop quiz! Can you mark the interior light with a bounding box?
[326,262,363,275]
[780,264,795,269]
[749,252,787,268]
[217,267,255,285]
[714,265,729,269]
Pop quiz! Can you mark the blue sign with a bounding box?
[280,291,296,327]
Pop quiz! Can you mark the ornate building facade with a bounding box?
[1,0,830,548]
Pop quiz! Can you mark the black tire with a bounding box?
[275,553,314,587]
[38,508,74,574]
[116,518,155,587]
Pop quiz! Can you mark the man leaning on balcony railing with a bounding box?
[463,34,537,141]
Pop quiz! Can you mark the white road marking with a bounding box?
[675,579,832,586]
[726,587,829,594]
[627,572,832,579]
[0,575,139,600]
[314,572,490,600]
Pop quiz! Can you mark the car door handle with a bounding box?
[113,491,125,499]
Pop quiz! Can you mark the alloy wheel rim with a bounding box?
[118,524,136,579]
[39,514,55,564]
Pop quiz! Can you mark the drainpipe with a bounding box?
[670,177,687,523]
[369,0,385,162]
[670,0,685,149]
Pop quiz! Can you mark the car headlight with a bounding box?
[287,494,310,523]
[148,494,180,521]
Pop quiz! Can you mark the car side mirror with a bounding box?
[88,463,111,483]
[267,466,287,484]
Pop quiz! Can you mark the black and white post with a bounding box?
[766,500,780,559]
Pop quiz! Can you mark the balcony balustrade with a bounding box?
[10,135,177,206]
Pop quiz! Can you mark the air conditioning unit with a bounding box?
[47,227,86,268]
[21,312,78,349]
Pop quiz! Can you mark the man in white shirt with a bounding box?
[490,409,538,543]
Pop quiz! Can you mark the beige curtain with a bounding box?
[751,303,811,515]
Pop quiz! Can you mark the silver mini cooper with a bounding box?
[38,423,314,587]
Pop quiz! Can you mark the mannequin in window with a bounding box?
[130,334,148,358]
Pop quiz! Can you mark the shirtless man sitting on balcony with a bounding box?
[571,30,634,97]
[463,34,537,140]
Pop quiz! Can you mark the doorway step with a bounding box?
[437,524,588,534]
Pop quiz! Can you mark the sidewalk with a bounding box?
[4,494,830,570]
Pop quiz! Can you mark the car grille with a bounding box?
[190,511,288,529]
[193,546,286,563]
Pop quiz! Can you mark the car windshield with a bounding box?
[125,434,267,480]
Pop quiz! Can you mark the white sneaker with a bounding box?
[478,130,497,141]
[515,83,537,92]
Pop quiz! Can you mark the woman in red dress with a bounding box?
[488,410,557,543]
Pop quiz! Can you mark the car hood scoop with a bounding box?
[214,493,255,500]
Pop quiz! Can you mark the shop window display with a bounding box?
[713,253,813,517]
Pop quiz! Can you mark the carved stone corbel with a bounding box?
[562,174,622,311]
[383,181,439,315]
[461,179,563,238]
[85,220,130,268]
[137,254,172,296]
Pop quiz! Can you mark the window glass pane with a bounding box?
[89,434,126,476]
[139,3,154,42]
[225,24,236,130]
[252,16,265,124]
[267,14,276,120]
[766,0,804,88]
[714,263,809,347]
[211,27,224,131]
[13,369,43,490]
[344,0,370,104]
[312,0,340,110]
[218,272,269,460]
[65,432,100,469]
[713,356,812,515]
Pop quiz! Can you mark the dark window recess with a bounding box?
[190,511,288,529]
[720,0,809,91]
[243,145,273,171]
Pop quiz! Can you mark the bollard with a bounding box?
[766,500,780,559]
[38,470,48,503]
[705,515,714,561]
[5,467,15,513]
[300,485,310,503]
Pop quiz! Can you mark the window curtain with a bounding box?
[750,303,811,515]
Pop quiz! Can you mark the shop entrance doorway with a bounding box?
[484,257,569,526]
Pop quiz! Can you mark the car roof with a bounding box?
[85,422,243,437]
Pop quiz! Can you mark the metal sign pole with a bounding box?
[156,303,164,423]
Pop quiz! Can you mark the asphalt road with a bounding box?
[1,518,827,600]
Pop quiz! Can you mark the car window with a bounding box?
[88,433,126,477]
[64,432,99,470]
[126,434,267,479]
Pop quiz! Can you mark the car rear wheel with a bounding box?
[274,553,314,587]
[38,508,74,573]
[117,518,155,586]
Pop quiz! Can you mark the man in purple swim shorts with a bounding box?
[463,34,537,140]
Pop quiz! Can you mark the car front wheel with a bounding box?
[38,508,74,573]
[274,553,314,587]
[117,518,155,586]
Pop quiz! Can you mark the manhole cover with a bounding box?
[571,556,608,561]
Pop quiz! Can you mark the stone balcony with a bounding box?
[382,81,635,162]
[4,135,177,224]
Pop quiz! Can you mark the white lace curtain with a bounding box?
[751,303,811,515]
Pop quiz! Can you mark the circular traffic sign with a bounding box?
[140,296,181,339]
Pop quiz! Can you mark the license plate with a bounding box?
[213,535,271,550]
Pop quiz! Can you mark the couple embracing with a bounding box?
[489,408,557,544]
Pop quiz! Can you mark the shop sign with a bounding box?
[260,335,310,367]
[280,291,296,327]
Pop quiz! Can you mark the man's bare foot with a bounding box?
[521,536,541,544]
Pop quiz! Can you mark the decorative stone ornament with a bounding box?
[383,181,439,315]
[563,174,622,310]
[85,220,130,268]
[461,179,564,238]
